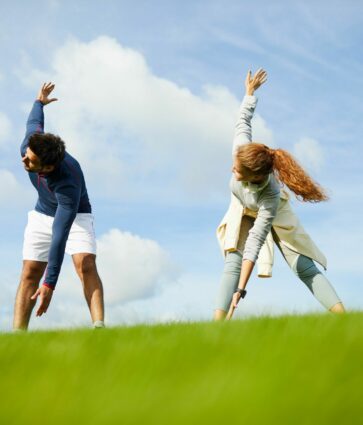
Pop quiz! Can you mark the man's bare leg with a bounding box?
[13,260,47,330]
[72,253,104,326]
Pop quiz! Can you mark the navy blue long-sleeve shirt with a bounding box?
[21,101,92,289]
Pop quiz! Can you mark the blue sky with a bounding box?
[0,0,362,330]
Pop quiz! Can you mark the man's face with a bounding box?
[22,148,43,172]
[22,147,55,174]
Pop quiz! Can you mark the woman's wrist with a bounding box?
[235,288,247,298]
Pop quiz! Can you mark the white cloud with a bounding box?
[252,114,275,147]
[0,112,11,147]
[96,228,179,304]
[19,36,274,202]
[56,227,180,305]
[48,0,60,10]
[0,169,32,205]
[293,137,324,172]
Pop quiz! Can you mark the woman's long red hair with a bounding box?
[235,143,329,202]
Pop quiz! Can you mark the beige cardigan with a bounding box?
[216,190,327,278]
[217,94,327,277]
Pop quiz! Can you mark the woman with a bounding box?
[215,69,345,320]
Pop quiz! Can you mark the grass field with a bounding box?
[0,313,362,424]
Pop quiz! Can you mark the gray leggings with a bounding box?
[215,217,341,312]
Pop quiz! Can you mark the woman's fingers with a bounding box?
[252,70,267,88]
[245,69,252,85]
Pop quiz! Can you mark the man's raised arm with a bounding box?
[20,82,58,156]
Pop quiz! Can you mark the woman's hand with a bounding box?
[226,292,242,320]
[245,69,267,96]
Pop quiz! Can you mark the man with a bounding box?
[13,82,105,330]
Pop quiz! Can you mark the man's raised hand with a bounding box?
[37,82,58,105]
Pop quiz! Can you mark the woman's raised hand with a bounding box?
[245,68,267,96]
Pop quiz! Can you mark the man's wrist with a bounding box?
[42,282,55,290]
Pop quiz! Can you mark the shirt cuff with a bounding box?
[241,95,257,107]
[242,252,258,263]
[43,282,55,290]
[257,262,273,278]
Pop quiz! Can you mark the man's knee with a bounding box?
[74,254,97,276]
[21,261,46,283]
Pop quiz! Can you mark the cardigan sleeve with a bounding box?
[232,95,258,155]
[242,191,279,263]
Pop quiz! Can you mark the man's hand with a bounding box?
[37,82,58,105]
[245,68,267,96]
[31,285,54,316]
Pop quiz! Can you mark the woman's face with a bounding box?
[232,158,265,183]
[232,158,253,181]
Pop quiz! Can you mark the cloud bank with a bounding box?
[21,36,275,203]
[293,137,324,172]
[0,112,11,148]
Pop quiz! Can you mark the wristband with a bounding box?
[235,288,247,298]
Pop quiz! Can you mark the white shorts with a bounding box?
[23,210,97,261]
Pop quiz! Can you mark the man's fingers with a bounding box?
[36,300,49,317]
[30,289,40,300]
[36,306,45,316]
[42,82,56,96]
[49,98,58,103]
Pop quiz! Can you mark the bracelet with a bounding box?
[235,288,247,298]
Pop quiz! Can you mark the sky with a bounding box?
[0,0,362,330]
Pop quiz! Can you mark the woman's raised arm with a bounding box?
[232,69,267,154]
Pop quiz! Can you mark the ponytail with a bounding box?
[271,149,328,202]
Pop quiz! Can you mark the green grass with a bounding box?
[1,313,362,424]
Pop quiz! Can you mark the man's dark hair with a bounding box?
[28,133,66,167]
